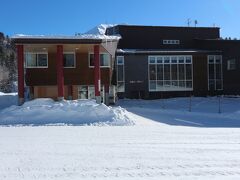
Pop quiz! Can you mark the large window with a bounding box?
[208,55,223,91]
[25,52,48,68]
[89,53,110,67]
[148,56,193,91]
[64,52,75,68]
[117,56,125,92]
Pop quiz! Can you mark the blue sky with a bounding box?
[2,0,240,38]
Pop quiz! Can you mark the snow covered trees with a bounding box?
[0,32,16,92]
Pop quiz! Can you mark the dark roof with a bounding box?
[117,49,222,55]
[113,24,220,30]
[12,37,103,44]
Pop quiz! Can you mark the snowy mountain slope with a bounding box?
[85,24,116,35]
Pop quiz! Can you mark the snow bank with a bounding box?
[0,99,134,126]
[0,92,17,110]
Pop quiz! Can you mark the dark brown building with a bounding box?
[13,25,240,104]
[106,25,240,99]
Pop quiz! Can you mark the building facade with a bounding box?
[13,35,119,105]
[13,25,240,104]
[106,25,240,99]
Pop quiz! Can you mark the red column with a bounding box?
[17,45,24,105]
[57,45,64,100]
[94,45,101,103]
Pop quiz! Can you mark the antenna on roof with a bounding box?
[194,20,198,27]
[213,23,216,27]
[187,18,191,27]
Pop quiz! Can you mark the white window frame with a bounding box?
[148,55,193,92]
[207,55,223,91]
[25,52,48,68]
[116,56,125,92]
[63,52,76,68]
[88,52,111,68]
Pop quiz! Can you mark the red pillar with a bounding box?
[57,45,64,100]
[94,45,101,103]
[17,45,24,105]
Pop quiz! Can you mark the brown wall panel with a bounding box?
[26,52,112,86]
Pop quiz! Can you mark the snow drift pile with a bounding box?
[0,92,17,110]
[0,98,134,126]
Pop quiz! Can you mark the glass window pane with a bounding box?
[215,56,221,64]
[186,56,192,64]
[26,53,37,67]
[164,57,170,64]
[186,64,192,80]
[157,64,163,80]
[157,81,163,89]
[209,80,215,90]
[171,81,178,88]
[164,64,170,80]
[171,64,178,80]
[117,66,124,81]
[149,64,156,80]
[215,64,222,79]
[209,64,214,79]
[164,80,171,86]
[117,56,124,65]
[149,56,156,64]
[178,64,185,80]
[149,81,156,90]
[179,81,186,88]
[117,82,125,92]
[178,56,184,64]
[64,54,74,67]
[157,56,163,64]
[186,81,192,88]
[101,54,110,66]
[208,56,214,64]
[171,56,177,63]
[37,54,47,67]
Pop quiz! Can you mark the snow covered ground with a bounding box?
[0,94,240,179]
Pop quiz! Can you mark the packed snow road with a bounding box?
[0,125,240,180]
[1,95,240,179]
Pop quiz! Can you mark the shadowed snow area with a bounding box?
[117,97,240,128]
[0,92,17,109]
[0,98,134,126]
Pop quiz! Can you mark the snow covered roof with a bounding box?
[117,49,222,54]
[11,24,121,42]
